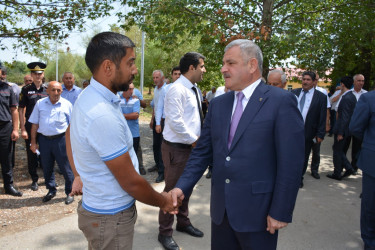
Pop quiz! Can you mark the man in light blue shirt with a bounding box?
[29,81,74,204]
[61,72,82,105]
[66,32,178,250]
[120,83,146,175]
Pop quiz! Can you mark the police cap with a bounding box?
[27,62,46,73]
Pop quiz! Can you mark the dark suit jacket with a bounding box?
[292,88,327,141]
[349,90,375,177]
[176,82,305,232]
[333,91,356,136]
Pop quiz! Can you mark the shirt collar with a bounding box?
[62,84,78,91]
[235,78,261,100]
[90,77,121,105]
[46,97,62,106]
[179,75,195,89]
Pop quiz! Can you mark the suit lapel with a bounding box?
[223,91,235,152]
[229,82,269,152]
[307,89,318,116]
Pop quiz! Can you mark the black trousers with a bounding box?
[302,139,315,177]
[25,122,40,182]
[351,136,362,170]
[0,122,14,187]
[311,142,321,173]
[332,134,353,175]
[152,118,164,175]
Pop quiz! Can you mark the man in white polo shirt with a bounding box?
[66,32,178,250]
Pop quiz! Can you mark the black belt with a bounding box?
[163,139,192,149]
[0,121,10,126]
[42,132,65,140]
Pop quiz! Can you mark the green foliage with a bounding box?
[44,52,91,86]
[0,0,115,54]
[2,61,28,84]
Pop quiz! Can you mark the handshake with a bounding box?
[160,188,184,215]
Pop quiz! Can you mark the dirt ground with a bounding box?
[0,119,156,237]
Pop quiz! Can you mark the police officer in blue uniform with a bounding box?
[0,66,22,196]
[29,81,74,204]
[19,62,48,191]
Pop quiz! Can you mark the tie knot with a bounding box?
[237,91,244,101]
[303,89,309,94]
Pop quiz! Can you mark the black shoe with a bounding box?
[31,181,38,191]
[148,165,158,172]
[311,172,320,179]
[43,191,56,202]
[299,181,304,188]
[326,173,342,181]
[176,224,204,237]
[158,234,179,250]
[65,195,74,205]
[342,168,355,178]
[4,185,23,197]
[206,170,212,179]
[139,167,146,175]
[156,173,164,183]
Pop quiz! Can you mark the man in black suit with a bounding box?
[327,76,357,180]
[292,71,327,188]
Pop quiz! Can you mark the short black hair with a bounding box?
[85,32,135,74]
[302,71,316,81]
[179,52,205,74]
[341,76,354,89]
[171,66,180,74]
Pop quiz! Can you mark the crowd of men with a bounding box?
[1,31,374,250]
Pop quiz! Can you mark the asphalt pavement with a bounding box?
[0,127,364,250]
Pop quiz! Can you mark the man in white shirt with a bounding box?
[351,74,367,172]
[149,70,166,183]
[158,52,206,250]
[206,86,216,103]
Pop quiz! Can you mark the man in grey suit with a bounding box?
[349,90,375,249]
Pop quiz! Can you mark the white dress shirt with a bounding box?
[352,88,367,101]
[330,89,342,110]
[163,75,201,144]
[316,86,331,109]
[297,87,315,123]
[231,79,261,116]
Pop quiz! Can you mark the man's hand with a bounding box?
[316,137,323,144]
[326,123,330,132]
[11,130,19,141]
[160,191,181,214]
[149,119,154,129]
[170,188,185,208]
[155,125,162,133]
[30,143,38,154]
[266,215,288,234]
[70,176,83,196]
[337,134,343,141]
[21,130,28,140]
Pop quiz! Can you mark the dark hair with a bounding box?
[341,76,354,89]
[85,32,135,74]
[171,66,180,74]
[302,71,316,81]
[179,52,205,74]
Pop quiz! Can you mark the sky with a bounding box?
[1,3,127,63]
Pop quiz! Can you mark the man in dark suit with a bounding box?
[292,71,327,186]
[327,76,356,180]
[169,39,305,249]
[349,90,375,249]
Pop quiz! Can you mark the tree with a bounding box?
[2,60,28,84]
[0,0,114,54]
[122,0,375,89]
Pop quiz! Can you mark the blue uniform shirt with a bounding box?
[61,84,82,105]
[133,88,144,100]
[28,96,72,136]
[70,78,138,215]
[120,95,140,138]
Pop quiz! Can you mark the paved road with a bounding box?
[0,124,364,249]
